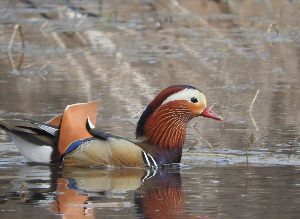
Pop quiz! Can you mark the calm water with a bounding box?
[0,0,300,218]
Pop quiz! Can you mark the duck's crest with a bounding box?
[136,85,196,138]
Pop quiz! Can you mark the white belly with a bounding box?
[9,133,52,163]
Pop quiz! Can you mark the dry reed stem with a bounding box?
[40,20,49,36]
[193,124,214,149]
[131,107,145,119]
[8,24,25,70]
[266,23,279,35]
[76,14,87,28]
[248,90,260,131]
[248,90,260,112]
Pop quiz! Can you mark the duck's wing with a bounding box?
[47,114,62,126]
[63,137,158,168]
[85,118,121,141]
[57,100,99,155]
[62,120,158,168]
[0,118,59,163]
[0,118,59,145]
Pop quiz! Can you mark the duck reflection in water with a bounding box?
[135,166,185,219]
[48,166,209,219]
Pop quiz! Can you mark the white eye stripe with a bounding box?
[162,88,205,105]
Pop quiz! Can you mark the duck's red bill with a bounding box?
[201,106,223,121]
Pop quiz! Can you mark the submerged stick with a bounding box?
[8,24,25,70]
[249,111,259,131]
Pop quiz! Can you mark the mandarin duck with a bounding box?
[0,85,222,167]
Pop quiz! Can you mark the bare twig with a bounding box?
[76,14,87,28]
[265,23,279,35]
[248,90,260,112]
[131,107,145,119]
[8,45,16,71]
[19,182,30,202]
[75,32,88,45]
[248,90,260,131]
[265,23,279,47]
[194,124,214,149]
[247,90,260,164]
[8,24,25,70]
[40,20,49,36]
[51,32,66,49]
[17,25,25,69]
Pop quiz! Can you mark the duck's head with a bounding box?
[136,85,222,149]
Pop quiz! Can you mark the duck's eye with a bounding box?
[190,97,198,103]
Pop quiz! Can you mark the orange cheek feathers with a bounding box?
[188,102,206,117]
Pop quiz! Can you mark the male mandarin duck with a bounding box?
[0,85,222,167]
